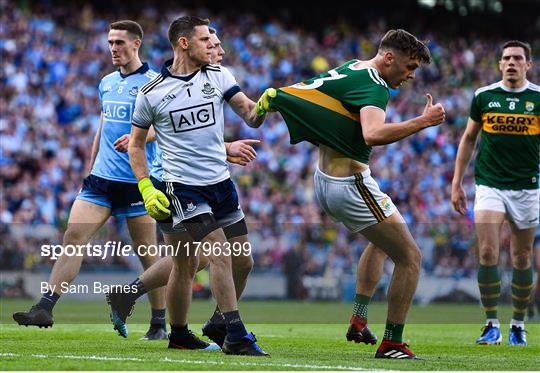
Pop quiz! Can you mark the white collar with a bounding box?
[499,80,529,93]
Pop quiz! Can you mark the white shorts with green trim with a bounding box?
[314,167,396,233]
[474,184,539,229]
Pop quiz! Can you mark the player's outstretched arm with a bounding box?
[360,93,445,146]
[226,139,260,166]
[228,92,267,128]
[451,118,482,215]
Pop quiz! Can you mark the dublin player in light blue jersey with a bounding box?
[13,20,168,340]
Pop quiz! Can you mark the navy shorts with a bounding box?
[76,174,146,218]
[164,178,244,231]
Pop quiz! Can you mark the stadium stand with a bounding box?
[1,0,538,301]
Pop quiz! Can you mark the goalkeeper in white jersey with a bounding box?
[129,16,268,356]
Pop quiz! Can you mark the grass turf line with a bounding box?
[1,299,539,370]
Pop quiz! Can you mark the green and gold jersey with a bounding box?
[269,60,390,164]
[470,81,540,190]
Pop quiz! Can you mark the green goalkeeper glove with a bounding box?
[138,178,171,220]
[255,88,277,116]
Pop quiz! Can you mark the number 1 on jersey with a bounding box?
[187,88,191,97]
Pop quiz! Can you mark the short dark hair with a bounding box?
[501,40,532,61]
[109,20,143,40]
[168,16,210,47]
[378,29,431,64]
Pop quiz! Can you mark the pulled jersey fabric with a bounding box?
[269,60,390,164]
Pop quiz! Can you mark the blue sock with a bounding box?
[150,308,166,328]
[37,292,60,312]
[223,310,248,341]
[210,307,225,325]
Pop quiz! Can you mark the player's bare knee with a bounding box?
[62,226,87,246]
[393,243,421,269]
[479,247,498,265]
[511,252,532,270]
[172,255,198,277]
[409,246,422,270]
[233,254,253,276]
[208,252,232,268]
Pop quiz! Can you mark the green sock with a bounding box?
[352,294,371,320]
[478,264,500,319]
[512,267,533,321]
[383,321,404,343]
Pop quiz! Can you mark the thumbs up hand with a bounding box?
[422,93,445,126]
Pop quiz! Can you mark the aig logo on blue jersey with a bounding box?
[103,101,133,124]
[169,102,216,133]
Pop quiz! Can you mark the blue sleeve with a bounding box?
[98,79,104,112]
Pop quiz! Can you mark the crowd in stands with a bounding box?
[1,2,538,290]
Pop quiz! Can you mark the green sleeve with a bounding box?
[342,83,389,112]
[469,93,482,122]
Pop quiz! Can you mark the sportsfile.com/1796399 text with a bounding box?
[40,241,251,261]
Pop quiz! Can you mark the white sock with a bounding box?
[486,318,500,328]
[510,319,525,329]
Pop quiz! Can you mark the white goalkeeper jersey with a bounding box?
[133,60,241,186]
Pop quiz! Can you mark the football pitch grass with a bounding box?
[1,299,539,370]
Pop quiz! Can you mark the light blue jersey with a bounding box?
[92,63,157,183]
[150,145,163,181]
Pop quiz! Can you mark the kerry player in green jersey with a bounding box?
[452,40,539,346]
[255,29,445,359]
